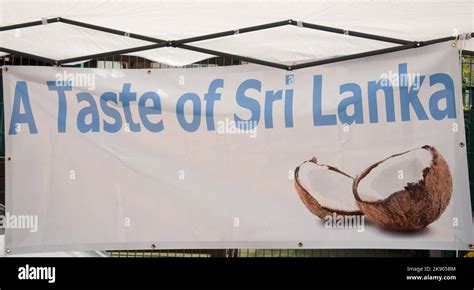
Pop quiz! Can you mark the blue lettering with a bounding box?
[234,79,261,130]
[100,92,122,133]
[76,92,99,133]
[47,81,71,133]
[9,81,38,135]
[119,84,141,132]
[204,79,223,131]
[399,63,428,121]
[313,75,336,126]
[429,73,456,120]
[338,83,363,125]
[176,93,201,132]
[139,92,163,132]
[368,80,395,123]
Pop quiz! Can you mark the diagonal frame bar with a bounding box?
[58,17,167,43]
[288,20,413,45]
[177,43,288,70]
[57,42,170,65]
[0,17,60,32]
[0,46,56,64]
[290,42,418,70]
[422,33,474,46]
[173,19,291,45]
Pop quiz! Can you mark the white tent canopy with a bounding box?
[0,0,473,67]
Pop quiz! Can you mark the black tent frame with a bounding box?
[0,17,473,70]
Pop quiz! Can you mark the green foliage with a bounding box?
[462,56,473,88]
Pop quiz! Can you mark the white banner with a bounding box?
[2,43,473,254]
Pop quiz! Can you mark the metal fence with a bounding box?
[462,55,474,213]
[0,53,472,257]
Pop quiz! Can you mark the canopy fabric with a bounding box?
[1,0,473,66]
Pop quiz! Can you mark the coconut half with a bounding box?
[353,145,452,231]
[294,157,362,218]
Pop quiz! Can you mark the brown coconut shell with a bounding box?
[294,157,363,218]
[352,145,452,231]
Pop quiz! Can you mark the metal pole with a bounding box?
[59,17,167,43]
[0,17,60,31]
[177,43,289,70]
[463,50,474,57]
[0,47,56,65]
[291,42,417,70]
[57,42,169,65]
[174,19,291,45]
[290,20,412,45]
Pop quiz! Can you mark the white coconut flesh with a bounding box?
[357,148,433,202]
[297,161,358,212]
